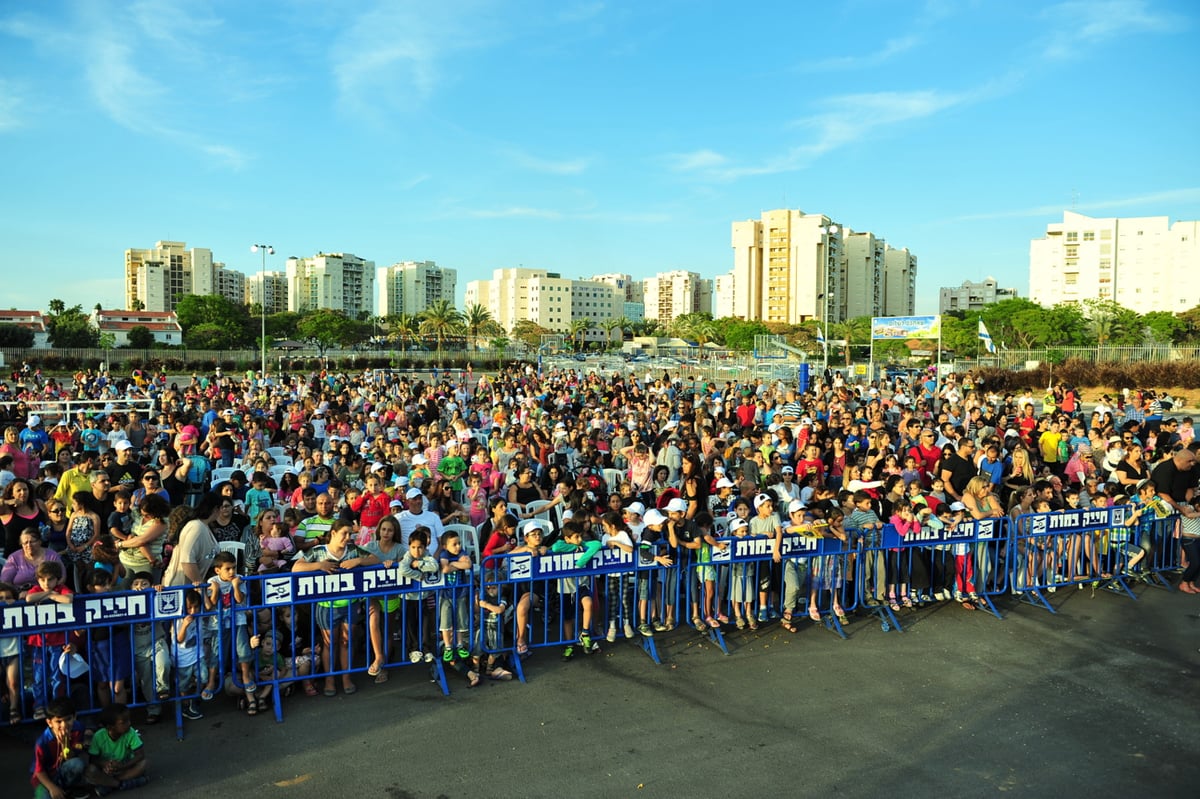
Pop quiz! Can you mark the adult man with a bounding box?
[398,487,444,549]
[1149,445,1199,511]
[939,438,977,503]
[88,469,116,526]
[293,493,337,553]
[106,440,143,495]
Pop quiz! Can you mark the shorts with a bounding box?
[315,602,357,631]
[232,625,254,664]
[91,638,133,684]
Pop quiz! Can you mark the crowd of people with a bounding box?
[2,362,1198,796]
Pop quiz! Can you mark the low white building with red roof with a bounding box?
[91,309,183,346]
[0,310,50,348]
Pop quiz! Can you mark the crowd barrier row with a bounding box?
[0,508,1186,739]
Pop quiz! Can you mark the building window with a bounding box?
[1083,231,1094,241]
[1066,231,1078,242]
[1100,230,1112,240]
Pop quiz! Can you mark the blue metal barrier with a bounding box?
[1010,506,1158,612]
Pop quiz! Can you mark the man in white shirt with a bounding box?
[398,487,444,550]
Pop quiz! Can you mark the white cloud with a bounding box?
[797,35,920,72]
[468,206,565,220]
[950,188,1200,222]
[509,150,592,175]
[0,79,22,131]
[1040,0,1182,60]
[666,149,728,172]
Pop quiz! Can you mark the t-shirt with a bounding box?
[172,617,200,667]
[162,519,218,587]
[30,720,87,786]
[89,725,143,764]
[207,575,248,627]
[244,487,275,526]
[295,514,336,548]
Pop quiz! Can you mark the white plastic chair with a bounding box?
[524,499,554,523]
[443,523,481,576]
[266,447,290,462]
[209,467,237,487]
[603,468,625,495]
[268,464,293,483]
[712,515,730,536]
[218,540,248,573]
[507,502,528,520]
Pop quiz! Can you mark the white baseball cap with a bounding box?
[114,440,133,451]
[643,509,667,525]
[665,497,688,513]
[729,517,749,532]
[787,499,806,514]
[405,488,424,500]
[624,501,646,517]
[715,477,736,489]
[753,493,774,510]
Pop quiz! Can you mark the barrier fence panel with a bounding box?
[1136,515,1186,590]
[1009,507,1162,612]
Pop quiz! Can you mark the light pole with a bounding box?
[251,244,274,380]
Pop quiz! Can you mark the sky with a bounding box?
[1,0,1198,316]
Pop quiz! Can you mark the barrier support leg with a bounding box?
[1016,588,1056,614]
[822,613,848,640]
[973,594,1004,620]
[640,635,662,665]
[703,627,729,655]
[860,603,903,632]
[1100,575,1138,600]
[433,660,450,696]
[510,651,528,683]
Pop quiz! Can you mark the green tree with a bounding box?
[265,311,303,341]
[463,304,501,350]
[418,300,464,356]
[45,301,99,348]
[715,317,770,352]
[511,320,551,350]
[126,325,154,349]
[569,319,593,351]
[176,294,253,346]
[0,323,35,347]
[184,323,239,350]
[600,318,623,350]
[1176,305,1200,344]
[296,310,361,355]
[385,313,421,350]
[1142,310,1184,344]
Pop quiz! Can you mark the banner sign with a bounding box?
[0,588,186,635]
[1027,506,1129,536]
[882,518,999,548]
[871,315,941,340]
[262,566,446,606]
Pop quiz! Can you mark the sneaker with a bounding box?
[119,776,150,790]
[457,647,471,660]
[409,650,423,664]
[637,623,654,637]
[561,645,575,661]
[32,706,46,720]
[579,633,593,650]
[756,609,768,623]
[623,622,636,639]
[424,652,434,664]
[442,647,454,663]
[606,624,618,643]
[652,620,668,632]
[182,704,204,721]
[586,640,601,654]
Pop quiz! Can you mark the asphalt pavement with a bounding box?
[3,582,1199,798]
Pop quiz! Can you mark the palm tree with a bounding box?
[569,319,593,352]
[386,313,420,351]
[418,300,464,358]
[601,318,622,351]
[490,336,510,371]
[463,303,498,351]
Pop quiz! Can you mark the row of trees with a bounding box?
[5,296,1199,358]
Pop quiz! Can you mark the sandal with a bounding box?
[780,617,798,633]
[304,682,319,697]
[833,607,848,624]
[10,709,22,725]
[808,606,821,622]
[705,617,721,629]
[748,618,759,631]
[888,601,901,612]
[735,617,746,629]
[467,670,481,688]
[901,596,913,609]
[200,688,215,702]
[488,667,513,681]
[374,670,389,684]
[367,663,382,677]
[245,696,259,716]
[960,600,976,611]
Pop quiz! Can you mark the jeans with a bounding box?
[31,645,65,709]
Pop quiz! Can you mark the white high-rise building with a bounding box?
[286,252,375,317]
[641,270,712,324]
[1029,211,1200,313]
[938,277,1016,314]
[376,261,458,317]
[465,267,618,342]
[730,209,916,324]
[245,271,289,315]
[714,272,736,319]
[211,263,246,307]
[124,241,214,312]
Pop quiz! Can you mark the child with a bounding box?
[64,491,100,592]
[551,520,603,660]
[29,697,90,799]
[510,521,550,657]
[846,490,886,607]
[635,509,673,636]
[464,471,489,528]
[899,455,923,490]
[258,520,296,573]
[600,510,636,641]
[781,499,814,630]
[473,582,513,682]
[85,703,149,792]
[692,511,728,628]
[727,517,755,629]
[809,508,848,623]
[947,501,978,608]
[1,581,22,724]
[887,499,919,611]
[244,471,276,529]
[25,561,75,720]
[107,490,134,560]
[205,552,258,715]
[128,572,170,725]
[436,530,473,667]
[172,589,205,721]
[398,527,439,664]
[88,568,132,707]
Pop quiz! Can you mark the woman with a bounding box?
[208,486,249,543]
[162,492,223,587]
[116,493,170,586]
[507,466,544,508]
[0,425,36,481]
[1002,447,1035,505]
[292,519,379,696]
[363,515,405,683]
[131,468,171,507]
[1112,443,1150,490]
[2,477,45,558]
[961,475,1003,606]
[0,527,64,597]
[427,479,469,525]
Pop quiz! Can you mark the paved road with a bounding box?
[3,584,1198,797]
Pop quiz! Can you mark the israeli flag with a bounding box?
[978,319,996,354]
[816,327,826,346]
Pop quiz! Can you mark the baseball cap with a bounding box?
[949,501,967,512]
[522,520,545,537]
[729,517,749,533]
[665,497,688,513]
[753,493,774,510]
[27,415,40,427]
[114,440,133,451]
[388,498,404,508]
[411,454,427,465]
[624,501,646,517]
[715,477,736,489]
[643,509,667,525]
[787,499,805,514]
[405,487,424,500]
[781,465,794,474]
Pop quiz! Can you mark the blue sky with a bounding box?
[2,0,1197,315]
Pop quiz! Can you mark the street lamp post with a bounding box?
[251,244,274,381]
